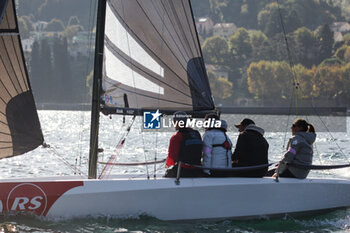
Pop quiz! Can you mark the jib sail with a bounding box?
[101,0,214,115]
[0,0,43,159]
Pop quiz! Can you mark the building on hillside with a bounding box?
[195,17,214,36]
[213,23,237,40]
[331,22,350,42]
[21,38,34,53]
[206,64,229,80]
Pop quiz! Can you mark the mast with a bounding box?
[89,0,107,179]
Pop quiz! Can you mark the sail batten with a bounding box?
[0,0,43,159]
[106,3,190,88]
[105,39,192,98]
[101,0,214,115]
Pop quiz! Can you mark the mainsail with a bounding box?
[101,0,214,115]
[0,0,43,159]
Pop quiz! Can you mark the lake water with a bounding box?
[0,110,350,232]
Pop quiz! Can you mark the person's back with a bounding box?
[202,120,232,177]
[232,120,269,177]
[278,130,316,179]
[164,112,203,178]
[178,128,203,166]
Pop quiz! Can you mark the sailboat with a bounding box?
[1,0,350,221]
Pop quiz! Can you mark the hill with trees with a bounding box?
[17,0,350,107]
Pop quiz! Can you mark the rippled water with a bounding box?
[0,110,350,232]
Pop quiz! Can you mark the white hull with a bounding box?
[1,176,350,220]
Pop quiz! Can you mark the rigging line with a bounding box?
[182,0,202,57]
[168,0,210,94]
[45,145,89,178]
[152,1,169,179]
[76,0,97,176]
[9,35,27,92]
[276,0,348,163]
[0,36,21,94]
[108,3,189,87]
[120,0,140,112]
[282,87,295,152]
[99,115,136,179]
[141,0,208,91]
[119,1,148,180]
[104,79,193,106]
[99,159,166,166]
[105,40,192,98]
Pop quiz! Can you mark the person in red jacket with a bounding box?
[164,111,203,178]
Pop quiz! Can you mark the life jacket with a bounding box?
[212,131,231,150]
[212,131,231,166]
[177,128,202,166]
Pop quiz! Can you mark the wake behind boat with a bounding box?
[0,0,350,221]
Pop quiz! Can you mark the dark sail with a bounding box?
[101,0,214,115]
[0,0,43,159]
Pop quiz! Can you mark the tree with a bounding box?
[202,36,228,65]
[207,70,233,99]
[249,30,268,61]
[293,64,315,99]
[229,28,252,59]
[247,61,291,102]
[341,63,350,101]
[44,18,65,32]
[40,39,53,101]
[29,40,42,101]
[293,27,318,67]
[313,65,343,99]
[52,37,73,102]
[317,24,334,63]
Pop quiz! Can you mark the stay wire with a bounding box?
[43,143,90,178]
[75,0,98,175]
[276,0,348,164]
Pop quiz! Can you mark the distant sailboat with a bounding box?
[0,0,350,221]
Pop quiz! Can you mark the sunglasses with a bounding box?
[292,124,298,128]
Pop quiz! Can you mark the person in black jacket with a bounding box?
[231,118,269,177]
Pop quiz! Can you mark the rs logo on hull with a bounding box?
[6,183,47,215]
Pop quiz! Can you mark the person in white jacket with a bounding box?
[202,119,232,177]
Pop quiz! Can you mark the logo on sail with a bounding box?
[143,110,162,129]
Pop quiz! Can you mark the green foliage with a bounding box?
[45,18,65,32]
[229,28,252,58]
[247,61,292,100]
[317,24,334,62]
[208,70,233,99]
[202,36,228,64]
[319,57,344,67]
